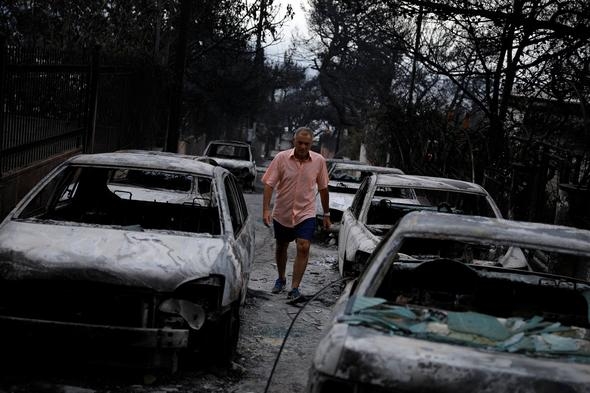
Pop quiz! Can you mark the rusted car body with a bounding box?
[0,152,254,371]
[316,163,404,236]
[308,211,590,392]
[203,140,257,191]
[338,173,507,276]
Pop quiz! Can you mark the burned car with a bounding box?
[325,158,363,174]
[316,162,404,237]
[308,211,590,393]
[0,152,254,371]
[203,140,256,191]
[338,173,514,276]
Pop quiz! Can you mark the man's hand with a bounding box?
[262,184,274,228]
[263,210,272,227]
[322,215,331,230]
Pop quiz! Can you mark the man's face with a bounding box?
[293,133,313,158]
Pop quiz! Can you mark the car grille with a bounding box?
[0,279,159,328]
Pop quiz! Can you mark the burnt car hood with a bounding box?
[0,220,237,293]
[316,323,590,392]
[211,157,254,171]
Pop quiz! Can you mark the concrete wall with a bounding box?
[0,149,81,220]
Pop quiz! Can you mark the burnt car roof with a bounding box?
[207,140,251,146]
[331,162,404,174]
[69,152,218,177]
[375,173,490,194]
[390,211,590,256]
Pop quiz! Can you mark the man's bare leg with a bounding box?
[276,240,289,281]
[291,238,311,289]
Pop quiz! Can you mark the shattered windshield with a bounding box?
[341,295,590,363]
[340,237,590,362]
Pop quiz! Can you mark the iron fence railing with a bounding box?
[0,39,91,176]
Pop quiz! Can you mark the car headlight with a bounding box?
[158,275,225,329]
[159,299,205,329]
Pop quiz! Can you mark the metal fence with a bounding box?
[0,38,92,177]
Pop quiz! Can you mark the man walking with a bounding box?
[262,127,331,302]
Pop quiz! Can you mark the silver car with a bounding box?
[337,173,513,276]
[309,211,590,392]
[203,140,257,191]
[316,163,404,236]
[0,151,254,371]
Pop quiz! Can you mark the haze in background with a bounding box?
[267,0,310,62]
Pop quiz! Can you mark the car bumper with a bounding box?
[0,314,189,349]
[313,325,590,392]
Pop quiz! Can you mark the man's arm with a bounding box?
[262,184,274,227]
[318,187,331,229]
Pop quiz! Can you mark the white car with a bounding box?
[309,211,590,393]
[0,151,254,371]
[203,140,257,191]
[337,173,524,276]
[316,162,404,236]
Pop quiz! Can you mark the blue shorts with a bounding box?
[273,218,316,242]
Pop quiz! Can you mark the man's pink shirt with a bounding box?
[262,148,329,228]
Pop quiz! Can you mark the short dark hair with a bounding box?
[293,127,313,139]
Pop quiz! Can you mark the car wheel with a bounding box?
[212,302,240,366]
[183,301,240,369]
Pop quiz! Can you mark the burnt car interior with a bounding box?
[17,166,221,234]
[367,199,436,228]
[412,189,496,217]
[330,169,371,184]
[207,144,250,160]
[328,182,358,194]
[366,190,496,229]
[375,238,590,329]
